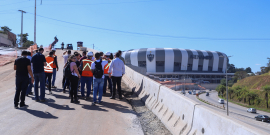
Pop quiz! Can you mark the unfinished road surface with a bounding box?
[0,49,143,135]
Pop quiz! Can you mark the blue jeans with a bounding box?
[34,72,45,100]
[52,68,56,86]
[103,76,112,94]
[81,76,93,97]
[93,78,104,102]
[26,77,33,95]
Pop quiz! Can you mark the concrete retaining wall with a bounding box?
[123,65,268,135]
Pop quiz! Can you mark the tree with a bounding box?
[228,64,236,73]
[17,33,34,47]
[261,66,270,74]
[0,26,11,34]
[263,85,270,108]
[247,91,258,105]
[240,87,249,103]
[234,71,247,80]
[228,87,234,99]
[245,67,252,73]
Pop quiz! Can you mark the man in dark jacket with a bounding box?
[14,51,34,108]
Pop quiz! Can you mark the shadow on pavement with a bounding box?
[38,98,75,110]
[81,104,108,112]
[19,108,58,119]
[99,101,136,114]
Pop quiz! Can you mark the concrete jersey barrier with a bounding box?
[122,65,269,135]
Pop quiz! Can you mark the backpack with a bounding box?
[93,60,103,78]
[64,62,72,79]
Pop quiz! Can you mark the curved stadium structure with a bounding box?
[122,48,234,83]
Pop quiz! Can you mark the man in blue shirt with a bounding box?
[109,52,125,99]
[31,48,46,102]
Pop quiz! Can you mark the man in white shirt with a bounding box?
[62,50,71,64]
[91,52,108,104]
[109,52,125,99]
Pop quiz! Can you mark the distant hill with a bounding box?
[233,72,270,90]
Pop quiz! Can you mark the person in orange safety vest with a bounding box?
[44,51,55,94]
[79,51,94,98]
[103,52,113,96]
[51,48,58,88]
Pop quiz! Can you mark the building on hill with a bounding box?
[0,32,16,47]
[122,48,234,84]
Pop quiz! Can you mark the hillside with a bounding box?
[233,72,270,90]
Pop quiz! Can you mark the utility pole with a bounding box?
[18,10,26,47]
[34,0,36,44]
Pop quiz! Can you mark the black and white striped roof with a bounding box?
[122,48,228,74]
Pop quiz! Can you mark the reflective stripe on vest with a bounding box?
[52,54,57,68]
[104,62,111,74]
[44,56,54,73]
[82,59,93,77]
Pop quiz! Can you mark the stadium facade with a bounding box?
[122,48,234,83]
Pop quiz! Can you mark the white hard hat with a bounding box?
[105,52,111,56]
[87,52,93,56]
[52,48,56,51]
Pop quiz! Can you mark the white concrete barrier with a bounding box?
[122,65,268,135]
[152,86,199,135]
[190,105,268,135]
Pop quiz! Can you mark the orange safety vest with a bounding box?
[52,54,57,68]
[44,56,54,73]
[104,61,111,74]
[82,59,93,77]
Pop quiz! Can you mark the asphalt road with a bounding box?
[181,90,270,133]
[0,50,143,135]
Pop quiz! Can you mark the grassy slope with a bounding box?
[233,72,270,90]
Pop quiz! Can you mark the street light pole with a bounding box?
[220,55,232,116]
[34,0,36,44]
[18,10,26,47]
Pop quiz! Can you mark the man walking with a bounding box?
[103,52,113,96]
[91,52,108,104]
[79,52,94,98]
[109,52,125,99]
[14,51,34,108]
[26,51,33,96]
[51,48,58,88]
[31,48,46,102]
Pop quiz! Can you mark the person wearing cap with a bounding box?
[103,52,113,95]
[44,51,55,94]
[51,48,58,88]
[79,52,94,98]
[79,51,87,63]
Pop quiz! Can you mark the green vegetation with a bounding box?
[216,72,270,111]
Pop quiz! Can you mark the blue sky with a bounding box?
[1,0,270,72]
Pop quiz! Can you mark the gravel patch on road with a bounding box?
[121,82,171,135]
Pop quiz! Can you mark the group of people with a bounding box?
[14,48,125,108]
[62,50,125,104]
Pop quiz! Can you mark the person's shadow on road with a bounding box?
[19,108,58,119]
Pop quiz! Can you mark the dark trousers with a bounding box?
[14,76,29,106]
[103,76,112,94]
[70,76,79,100]
[45,73,52,92]
[111,76,122,97]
